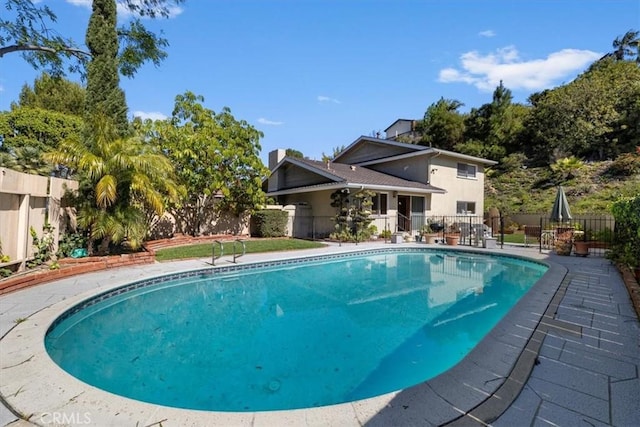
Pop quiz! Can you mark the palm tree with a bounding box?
[612,29,639,63]
[45,116,183,254]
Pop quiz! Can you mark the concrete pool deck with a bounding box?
[0,243,638,426]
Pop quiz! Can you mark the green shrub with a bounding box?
[251,210,288,237]
[379,229,392,239]
[609,196,640,268]
[57,232,88,258]
[26,223,55,268]
[604,152,640,178]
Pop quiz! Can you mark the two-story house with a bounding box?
[265,135,497,239]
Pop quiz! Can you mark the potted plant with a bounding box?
[445,235,459,246]
[421,224,439,244]
[555,231,574,256]
[445,224,460,246]
[573,231,589,256]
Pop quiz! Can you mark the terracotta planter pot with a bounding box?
[445,236,459,246]
[424,234,439,244]
[573,241,590,257]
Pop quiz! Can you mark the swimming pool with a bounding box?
[44,248,547,412]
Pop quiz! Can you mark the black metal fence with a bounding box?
[287,213,616,257]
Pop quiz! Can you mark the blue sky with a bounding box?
[1,1,639,163]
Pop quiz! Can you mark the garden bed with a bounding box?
[0,234,236,296]
[0,251,155,296]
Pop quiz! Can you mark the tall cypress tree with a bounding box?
[84,0,129,136]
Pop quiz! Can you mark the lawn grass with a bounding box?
[154,238,327,261]
[500,233,526,244]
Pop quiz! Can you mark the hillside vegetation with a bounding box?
[485,159,640,215]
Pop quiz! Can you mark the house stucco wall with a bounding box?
[279,189,399,236]
[428,156,486,216]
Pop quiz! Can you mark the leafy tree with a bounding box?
[322,145,346,162]
[44,116,181,254]
[0,0,184,77]
[525,58,640,163]
[416,98,465,150]
[285,148,304,159]
[0,106,83,173]
[458,81,527,161]
[14,73,86,116]
[145,92,269,236]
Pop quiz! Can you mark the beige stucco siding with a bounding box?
[428,156,486,216]
[280,190,336,217]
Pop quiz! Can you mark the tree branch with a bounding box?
[0,44,90,59]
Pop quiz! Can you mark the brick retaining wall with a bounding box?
[0,234,239,295]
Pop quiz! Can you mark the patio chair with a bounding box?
[523,225,541,247]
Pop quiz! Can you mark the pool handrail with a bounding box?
[212,240,224,266]
[233,239,246,263]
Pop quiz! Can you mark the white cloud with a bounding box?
[66,0,183,18]
[478,30,496,38]
[317,95,341,104]
[257,118,284,126]
[66,0,90,7]
[438,46,601,92]
[132,111,167,121]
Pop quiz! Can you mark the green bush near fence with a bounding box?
[610,195,640,268]
[251,210,288,237]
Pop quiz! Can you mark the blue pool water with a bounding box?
[45,249,547,412]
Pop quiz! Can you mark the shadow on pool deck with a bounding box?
[0,243,638,426]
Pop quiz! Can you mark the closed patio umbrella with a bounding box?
[550,186,572,222]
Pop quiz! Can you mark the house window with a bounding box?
[456,201,476,214]
[457,163,477,179]
[371,193,388,215]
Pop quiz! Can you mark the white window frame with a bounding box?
[456,201,476,215]
[457,163,477,179]
[371,192,388,216]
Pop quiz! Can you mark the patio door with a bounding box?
[411,196,425,231]
[397,195,411,231]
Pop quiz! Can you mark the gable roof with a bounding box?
[332,136,425,164]
[266,157,446,196]
[333,135,498,166]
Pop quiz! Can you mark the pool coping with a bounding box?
[0,245,565,426]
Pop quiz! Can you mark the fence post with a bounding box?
[539,216,543,253]
[385,217,389,243]
[499,213,504,249]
